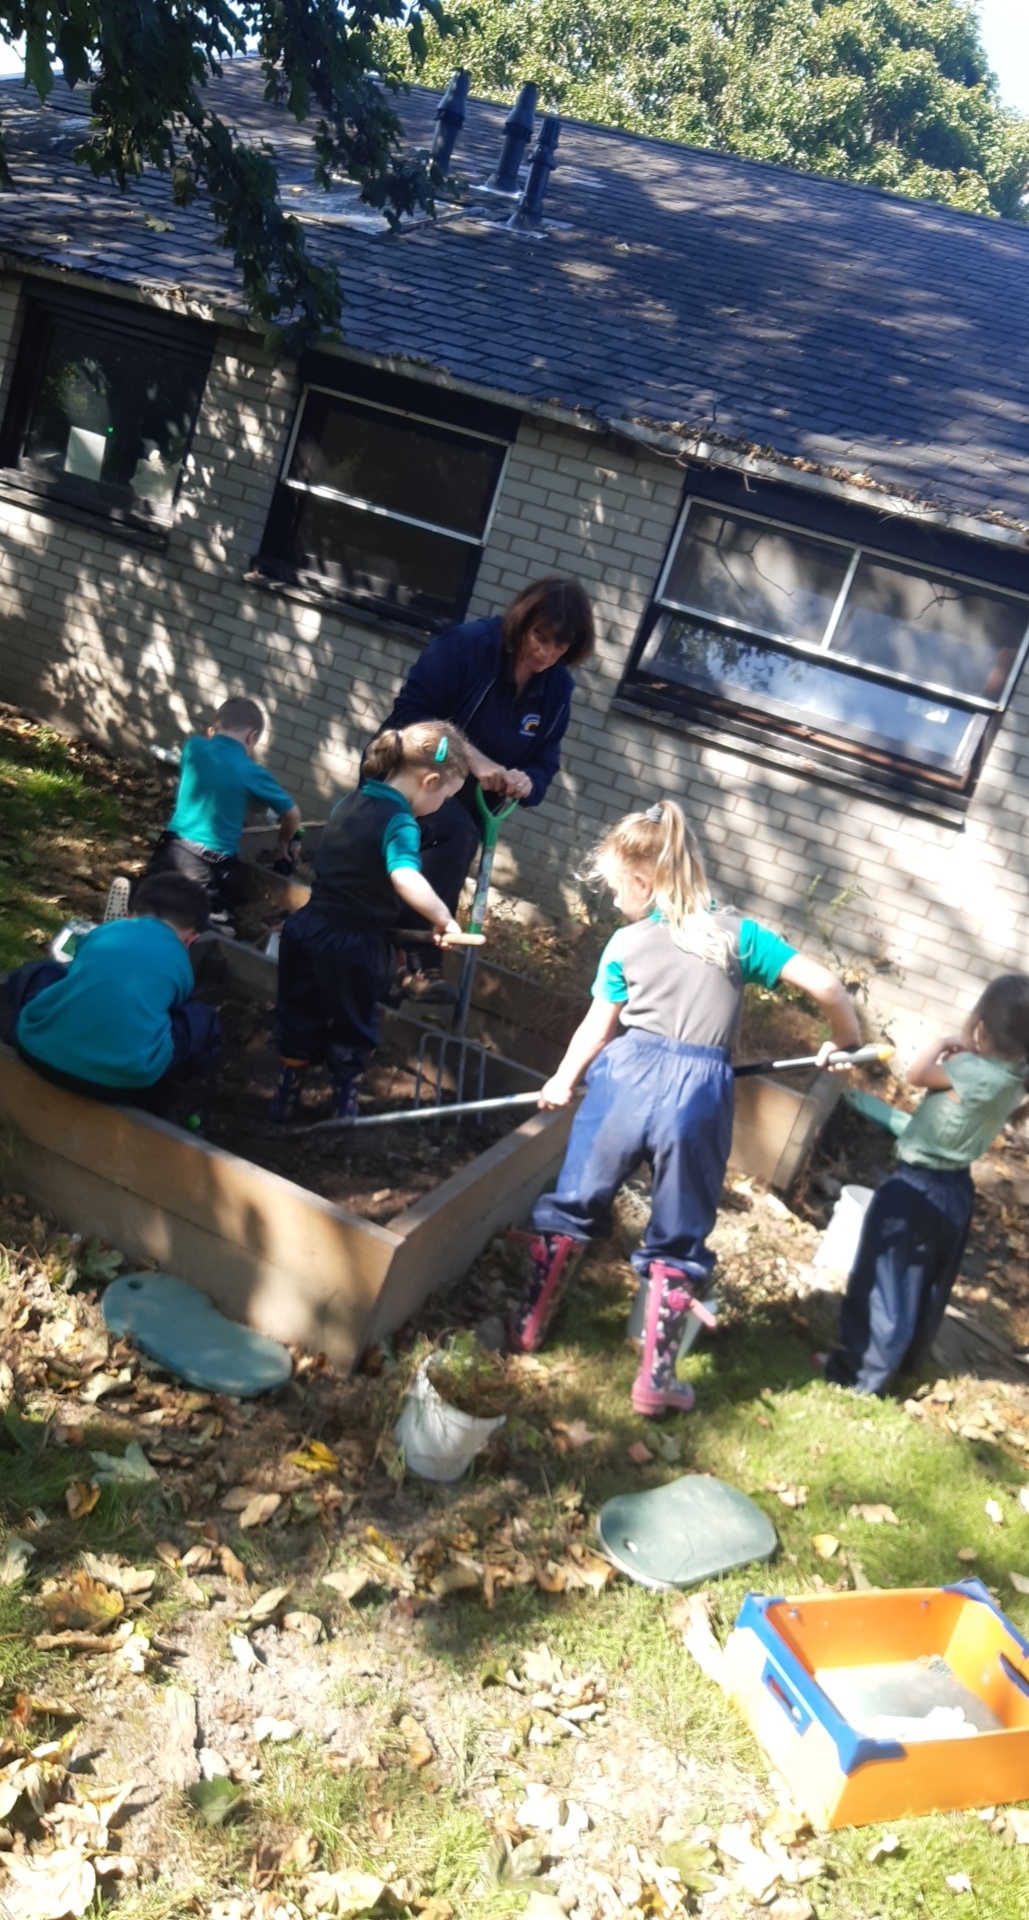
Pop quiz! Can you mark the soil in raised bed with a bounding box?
[174,981,521,1223]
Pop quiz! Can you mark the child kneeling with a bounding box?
[271,722,470,1124]
[2,874,220,1112]
[508,800,861,1416]
[823,975,1029,1396]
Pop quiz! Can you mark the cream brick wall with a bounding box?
[1,273,1026,1054]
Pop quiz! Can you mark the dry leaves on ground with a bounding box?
[848,1503,899,1525]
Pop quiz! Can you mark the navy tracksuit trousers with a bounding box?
[274,905,393,1072]
[532,1028,735,1283]
[824,1163,975,1395]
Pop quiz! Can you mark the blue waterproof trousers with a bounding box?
[532,1028,735,1283]
[824,1163,975,1395]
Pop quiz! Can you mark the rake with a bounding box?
[290,1042,892,1135]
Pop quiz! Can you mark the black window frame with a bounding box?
[257,357,519,631]
[0,282,213,540]
[619,468,1029,813]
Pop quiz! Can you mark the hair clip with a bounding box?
[644,802,663,823]
[434,735,449,764]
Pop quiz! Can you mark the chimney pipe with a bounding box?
[509,115,560,229]
[488,83,538,193]
[431,70,470,172]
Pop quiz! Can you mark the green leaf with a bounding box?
[187,1776,246,1826]
[24,32,54,102]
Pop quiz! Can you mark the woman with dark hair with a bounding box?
[375,576,596,1001]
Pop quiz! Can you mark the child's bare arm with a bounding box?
[907,1034,963,1091]
[539,1000,623,1108]
[276,804,302,854]
[777,954,861,1054]
[391,868,460,937]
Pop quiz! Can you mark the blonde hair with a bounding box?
[364,719,472,785]
[586,799,735,970]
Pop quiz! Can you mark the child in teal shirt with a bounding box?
[146,695,301,930]
[4,874,220,1112]
[824,974,1029,1394]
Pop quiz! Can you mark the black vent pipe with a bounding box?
[489,83,538,193]
[509,115,560,229]
[431,70,470,172]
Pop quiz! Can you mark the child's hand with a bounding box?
[538,1075,576,1108]
[935,1034,965,1061]
[814,1039,850,1071]
[433,918,463,945]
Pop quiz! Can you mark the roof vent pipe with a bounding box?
[509,115,561,229]
[431,70,470,172]
[488,83,538,193]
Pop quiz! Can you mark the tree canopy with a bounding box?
[383,0,1029,221]
[0,0,450,339]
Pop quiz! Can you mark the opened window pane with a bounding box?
[289,392,504,539]
[663,507,849,643]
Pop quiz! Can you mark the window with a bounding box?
[621,491,1029,803]
[0,286,212,533]
[258,362,516,627]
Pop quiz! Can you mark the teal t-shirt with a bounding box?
[591,910,797,1049]
[355,780,422,873]
[17,917,195,1088]
[898,1050,1027,1170]
[168,733,295,856]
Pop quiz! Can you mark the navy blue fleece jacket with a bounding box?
[382,616,574,806]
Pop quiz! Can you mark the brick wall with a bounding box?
[1,274,1026,1053]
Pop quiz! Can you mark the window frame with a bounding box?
[0,281,213,539]
[621,478,1029,809]
[257,362,517,630]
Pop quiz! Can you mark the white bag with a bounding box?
[394,1360,505,1483]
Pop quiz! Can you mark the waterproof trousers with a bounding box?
[274,906,393,1073]
[824,1163,975,1396]
[532,1028,735,1283]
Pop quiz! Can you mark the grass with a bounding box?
[0,709,1028,1917]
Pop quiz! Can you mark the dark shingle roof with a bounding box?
[2,59,1029,529]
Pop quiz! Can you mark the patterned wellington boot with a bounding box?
[327,1047,361,1122]
[507,1232,584,1354]
[269,1059,307,1125]
[631,1261,713,1416]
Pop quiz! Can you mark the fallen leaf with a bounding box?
[180,1575,208,1606]
[769,1481,808,1509]
[239,1492,281,1530]
[985,1499,1004,1526]
[302,1869,391,1917]
[848,1503,899,1525]
[1007,1808,1029,1843]
[228,1632,258,1671]
[516,1784,566,1831]
[289,1440,339,1474]
[218,1545,249,1585]
[282,1609,322,1644]
[945,1871,972,1894]
[1020,1488,1029,1517]
[187,1775,245,1826]
[628,1440,653,1465]
[867,1833,901,1863]
[39,1572,124,1633]
[254,1716,296,1743]
[243,1583,292,1622]
[398,1714,433,1769]
[0,1845,96,1919]
[369,1806,394,1842]
[1008,1571,1029,1595]
[430,1562,481,1598]
[550,1419,595,1451]
[80,1553,154,1598]
[143,214,174,232]
[811,1534,840,1560]
[221,1485,259,1510]
[956,1547,978,1563]
[154,1541,180,1570]
[322,1566,372,1603]
[0,1540,34,1584]
[672,1592,728,1690]
[65,1481,101,1520]
[89,1441,158,1484]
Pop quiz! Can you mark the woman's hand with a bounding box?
[466,747,508,792]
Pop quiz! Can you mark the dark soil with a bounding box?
[178,983,518,1222]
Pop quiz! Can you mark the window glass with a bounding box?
[662,507,850,643]
[288,392,506,538]
[264,490,477,626]
[830,556,1026,698]
[643,616,984,773]
[20,317,207,516]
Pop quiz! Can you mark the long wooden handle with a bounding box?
[388,928,486,946]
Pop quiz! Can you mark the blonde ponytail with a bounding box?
[586,800,734,971]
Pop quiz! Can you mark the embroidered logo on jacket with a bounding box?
[520,713,541,736]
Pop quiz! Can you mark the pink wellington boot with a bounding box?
[507,1231,584,1353]
[630,1261,712,1416]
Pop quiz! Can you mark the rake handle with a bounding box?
[733,1042,893,1079]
